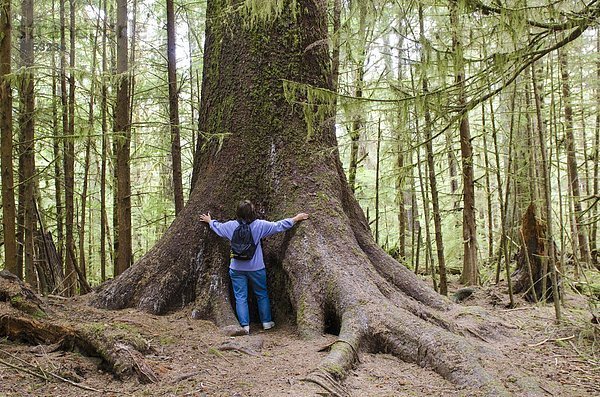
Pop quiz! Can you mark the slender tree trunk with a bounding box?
[115,0,132,276]
[79,19,102,284]
[166,0,184,215]
[395,146,406,259]
[0,0,17,275]
[451,0,478,285]
[18,0,36,287]
[417,144,435,286]
[532,65,561,319]
[374,119,381,244]
[100,0,108,282]
[66,0,78,293]
[481,102,494,259]
[548,58,569,284]
[591,30,600,254]
[490,86,514,306]
[490,98,504,284]
[52,0,64,267]
[16,153,24,279]
[559,49,592,266]
[446,135,459,199]
[186,11,197,171]
[579,65,591,214]
[502,89,516,306]
[393,23,407,262]
[419,4,446,294]
[524,77,539,206]
[331,0,341,93]
[60,0,76,294]
[347,2,367,193]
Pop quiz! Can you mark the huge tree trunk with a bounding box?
[93,1,542,395]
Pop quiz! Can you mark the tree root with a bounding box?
[302,369,351,397]
[0,271,158,384]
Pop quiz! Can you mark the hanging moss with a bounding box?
[239,0,297,27]
[282,80,336,139]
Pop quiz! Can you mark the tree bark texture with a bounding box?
[559,50,592,266]
[93,1,543,395]
[1,0,17,276]
[513,203,560,302]
[100,0,108,282]
[18,0,36,287]
[592,30,600,256]
[166,0,184,215]
[451,0,479,286]
[115,0,132,276]
[51,40,64,268]
[420,5,447,295]
[347,2,367,194]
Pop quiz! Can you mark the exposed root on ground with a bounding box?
[0,270,158,383]
[285,215,544,397]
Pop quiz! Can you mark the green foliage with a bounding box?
[2,0,599,300]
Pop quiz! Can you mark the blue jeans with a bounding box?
[229,268,272,327]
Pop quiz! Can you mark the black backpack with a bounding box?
[230,220,257,260]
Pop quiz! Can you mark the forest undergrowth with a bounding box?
[0,269,598,397]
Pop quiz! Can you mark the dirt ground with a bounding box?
[0,283,598,397]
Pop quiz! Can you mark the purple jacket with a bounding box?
[209,218,295,271]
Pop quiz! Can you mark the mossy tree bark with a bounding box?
[93,1,542,395]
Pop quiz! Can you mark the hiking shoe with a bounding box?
[243,325,250,334]
[262,321,275,330]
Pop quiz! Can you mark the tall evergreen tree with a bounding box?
[93,1,546,395]
[167,0,184,215]
[114,0,132,276]
[0,0,17,275]
[18,0,36,286]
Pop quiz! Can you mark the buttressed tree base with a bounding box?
[92,0,545,395]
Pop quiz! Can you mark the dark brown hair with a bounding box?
[236,200,256,223]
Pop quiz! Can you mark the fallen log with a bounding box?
[0,270,157,383]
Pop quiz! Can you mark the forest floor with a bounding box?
[0,280,598,397]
